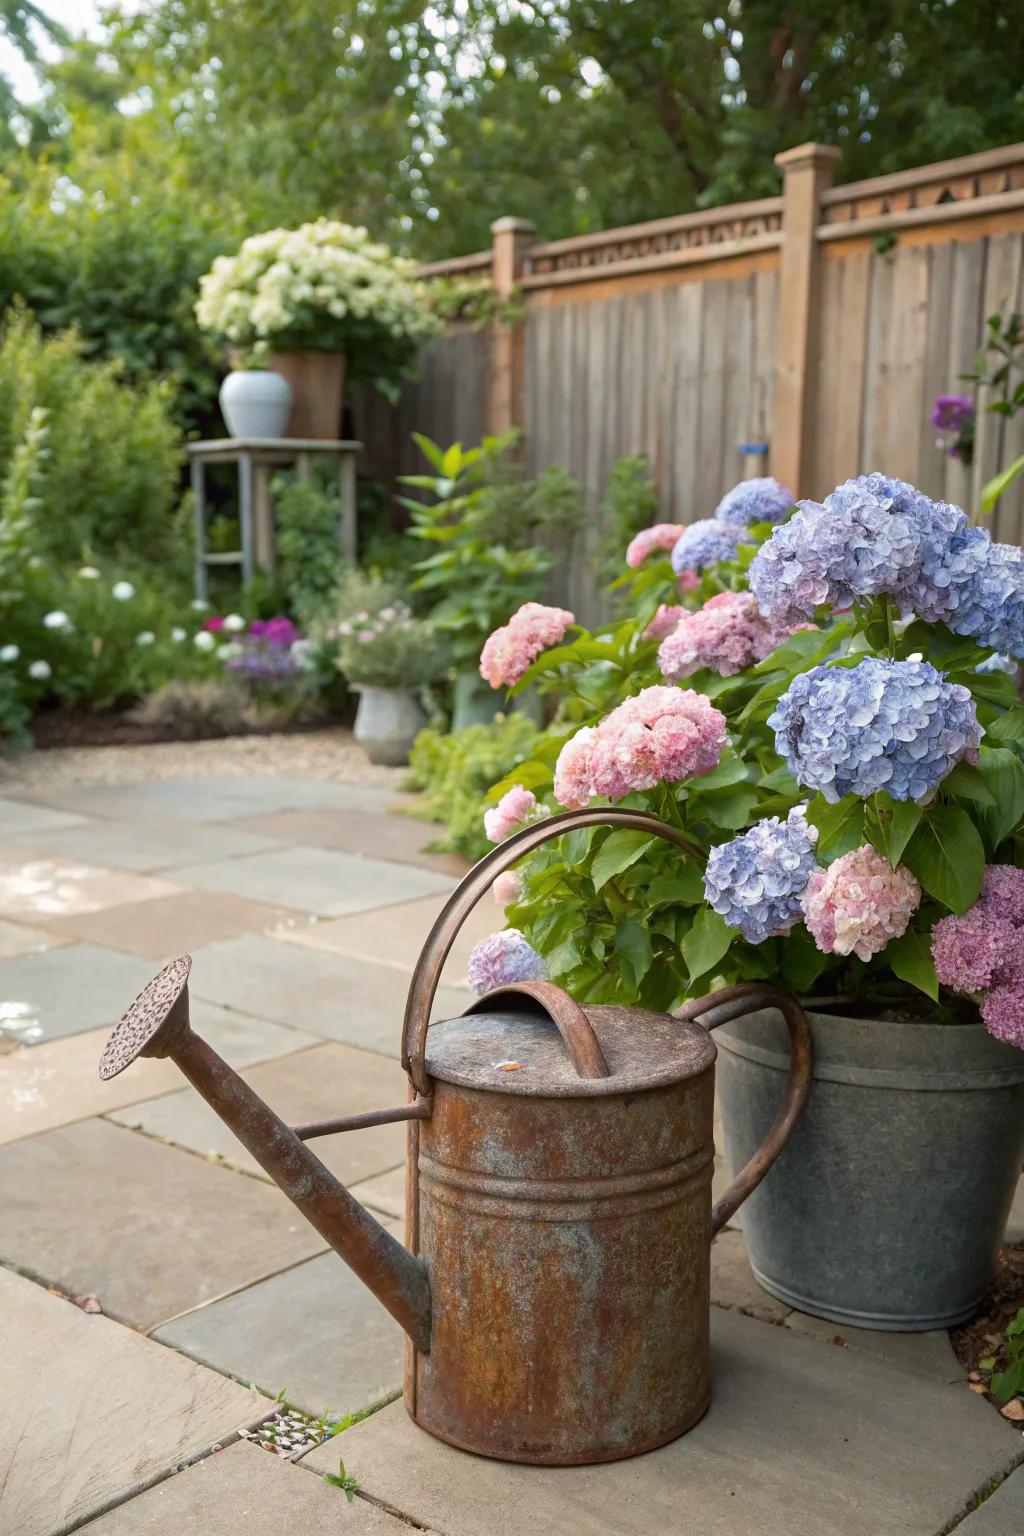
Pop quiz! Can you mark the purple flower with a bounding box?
[671,519,741,575]
[704,810,819,945]
[768,656,982,803]
[930,394,974,432]
[714,477,794,529]
[467,930,547,994]
[249,619,268,636]
[264,616,298,646]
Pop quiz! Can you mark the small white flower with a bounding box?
[112,581,136,602]
[170,627,187,643]
[135,630,156,646]
[28,660,51,680]
[224,613,246,633]
[336,621,352,637]
[77,565,100,579]
[43,610,72,631]
[291,638,315,671]
[216,641,242,660]
[194,631,216,652]
[191,598,210,612]
[0,644,20,662]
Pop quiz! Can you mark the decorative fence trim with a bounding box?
[821,143,1024,217]
[526,197,783,268]
[520,231,783,290]
[818,188,1024,243]
[416,250,492,278]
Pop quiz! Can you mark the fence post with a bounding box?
[772,142,841,496]
[489,216,535,437]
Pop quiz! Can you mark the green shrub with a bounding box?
[597,455,660,586]
[129,678,251,739]
[272,474,345,621]
[0,308,181,563]
[405,713,541,861]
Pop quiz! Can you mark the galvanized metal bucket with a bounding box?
[715,1006,1024,1331]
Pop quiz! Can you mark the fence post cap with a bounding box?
[490,216,536,235]
[774,141,842,171]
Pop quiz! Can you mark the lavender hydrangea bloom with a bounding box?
[748,481,919,622]
[671,519,740,574]
[713,477,794,529]
[947,540,1024,656]
[704,810,819,944]
[467,929,547,995]
[768,657,982,803]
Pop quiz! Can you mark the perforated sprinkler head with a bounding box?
[98,954,193,1080]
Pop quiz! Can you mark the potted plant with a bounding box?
[196,220,440,438]
[465,472,1024,1332]
[336,604,441,765]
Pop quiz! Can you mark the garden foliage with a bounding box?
[406,713,541,863]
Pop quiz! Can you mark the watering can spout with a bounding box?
[98,956,432,1353]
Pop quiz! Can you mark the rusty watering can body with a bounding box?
[99,809,812,1466]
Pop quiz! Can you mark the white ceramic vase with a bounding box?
[219,369,293,439]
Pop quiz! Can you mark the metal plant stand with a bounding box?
[188,437,361,601]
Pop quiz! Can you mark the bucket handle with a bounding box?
[401,807,704,1097]
[462,979,611,1079]
[676,982,813,1237]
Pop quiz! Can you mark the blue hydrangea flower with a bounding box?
[976,651,1018,676]
[703,810,820,944]
[768,657,982,803]
[671,519,740,574]
[748,480,919,621]
[714,477,794,529]
[947,540,1024,657]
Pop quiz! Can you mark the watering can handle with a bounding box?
[401,807,705,1098]
[462,979,611,1079]
[676,983,813,1237]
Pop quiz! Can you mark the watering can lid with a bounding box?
[425,982,715,1098]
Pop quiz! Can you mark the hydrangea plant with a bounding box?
[465,472,1024,1049]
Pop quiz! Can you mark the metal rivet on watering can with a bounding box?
[98,808,812,1465]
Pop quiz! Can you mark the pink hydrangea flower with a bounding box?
[930,865,1024,1049]
[553,686,727,809]
[626,524,687,569]
[977,865,1024,925]
[678,570,700,593]
[492,870,522,907]
[801,845,921,960]
[483,785,537,843]
[982,984,1024,1048]
[644,604,686,642]
[658,592,807,681]
[467,929,547,994]
[479,602,575,689]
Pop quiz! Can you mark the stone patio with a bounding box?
[1,750,1022,1535]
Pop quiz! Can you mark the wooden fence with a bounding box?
[354,142,1024,622]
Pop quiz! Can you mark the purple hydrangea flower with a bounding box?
[467,929,547,995]
[671,519,741,575]
[768,657,982,803]
[945,539,1024,657]
[703,809,819,945]
[714,477,794,529]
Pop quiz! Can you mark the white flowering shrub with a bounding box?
[195,220,440,394]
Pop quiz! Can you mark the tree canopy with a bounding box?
[4,0,1024,259]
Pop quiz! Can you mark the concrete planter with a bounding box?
[353,685,426,766]
[267,350,346,439]
[452,670,504,731]
[218,369,293,439]
[715,1007,1024,1330]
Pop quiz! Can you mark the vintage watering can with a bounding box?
[98,808,812,1465]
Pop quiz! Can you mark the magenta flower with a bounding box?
[553,685,727,808]
[930,394,974,432]
[203,616,225,632]
[801,845,921,961]
[479,603,575,689]
[931,865,1024,1049]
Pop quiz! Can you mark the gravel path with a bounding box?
[0,728,406,792]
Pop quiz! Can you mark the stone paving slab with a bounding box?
[0,916,69,958]
[956,1466,1024,1534]
[108,1042,409,1187]
[277,890,498,985]
[0,847,183,921]
[23,775,402,823]
[0,1267,270,1536]
[783,1306,964,1382]
[170,844,453,917]
[41,887,306,959]
[0,794,87,836]
[228,806,468,876]
[302,1307,1024,1536]
[0,1008,319,1147]
[187,933,468,1053]
[0,942,157,1044]
[156,1238,406,1414]
[351,1164,406,1220]
[78,1440,411,1535]
[0,1117,326,1329]
[8,814,282,873]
